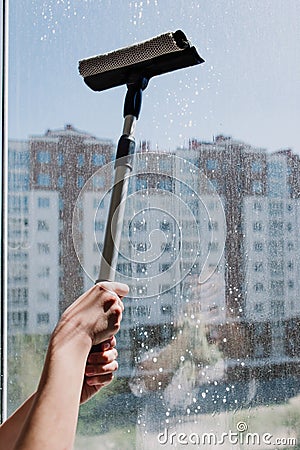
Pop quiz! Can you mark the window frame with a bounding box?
[1,0,9,422]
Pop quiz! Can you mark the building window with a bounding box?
[270,300,284,316]
[37,220,49,231]
[254,303,263,313]
[38,197,50,208]
[37,313,50,324]
[208,242,219,252]
[116,263,132,276]
[253,222,263,232]
[252,181,263,194]
[268,240,284,256]
[254,242,263,252]
[37,173,51,187]
[253,201,262,211]
[77,154,84,167]
[57,153,64,166]
[254,282,264,292]
[37,243,50,254]
[8,288,28,305]
[92,154,106,166]
[37,151,51,163]
[254,262,263,272]
[269,260,284,276]
[135,242,148,252]
[136,285,147,296]
[8,311,28,328]
[206,159,218,170]
[161,304,173,315]
[209,179,219,190]
[268,162,283,178]
[37,266,50,278]
[95,221,105,232]
[269,220,284,237]
[136,178,148,190]
[131,219,147,232]
[160,220,171,231]
[251,161,262,173]
[136,263,147,274]
[159,263,171,272]
[269,201,283,216]
[270,280,284,295]
[38,291,50,301]
[77,176,85,188]
[57,176,65,188]
[93,176,105,189]
[158,178,172,191]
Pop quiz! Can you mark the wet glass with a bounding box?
[2,1,300,448]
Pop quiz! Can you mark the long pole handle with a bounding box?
[96,115,136,283]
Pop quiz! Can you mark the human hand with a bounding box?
[57,281,129,349]
[80,336,118,404]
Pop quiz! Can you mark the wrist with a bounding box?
[51,313,92,356]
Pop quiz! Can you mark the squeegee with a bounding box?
[79,30,204,283]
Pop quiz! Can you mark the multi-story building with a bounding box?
[29,124,115,312]
[8,129,300,381]
[177,136,300,379]
[7,141,59,334]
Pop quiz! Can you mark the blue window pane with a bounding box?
[37,151,51,163]
[206,159,218,170]
[92,154,106,166]
[57,176,65,188]
[57,154,64,166]
[77,176,84,188]
[38,197,50,208]
[37,173,50,187]
[77,154,84,167]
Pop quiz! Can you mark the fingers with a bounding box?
[85,372,114,387]
[97,281,129,299]
[85,359,118,377]
[100,336,116,351]
[87,347,118,365]
[85,347,118,385]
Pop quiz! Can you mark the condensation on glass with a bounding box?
[3,1,300,449]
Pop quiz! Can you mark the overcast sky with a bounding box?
[8,0,300,153]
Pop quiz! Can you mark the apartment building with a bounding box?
[178,136,300,379]
[29,124,114,312]
[7,141,59,334]
[8,129,300,380]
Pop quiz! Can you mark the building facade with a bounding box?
[8,129,300,381]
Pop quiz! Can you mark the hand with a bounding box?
[56,281,129,349]
[81,336,118,404]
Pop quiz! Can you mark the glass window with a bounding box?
[77,154,84,167]
[2,2,300,448]
[38,197,50,208]
[252,180,263,194]
[92,154,106,166]
[37,173,50,187]
[251,161,262,173]
[206,159,218,170]
[37,151,51,163]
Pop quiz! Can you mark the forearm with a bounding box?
[0,393,36,450]
[14,322,92,450]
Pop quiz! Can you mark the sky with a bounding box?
[7,0,300,153]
